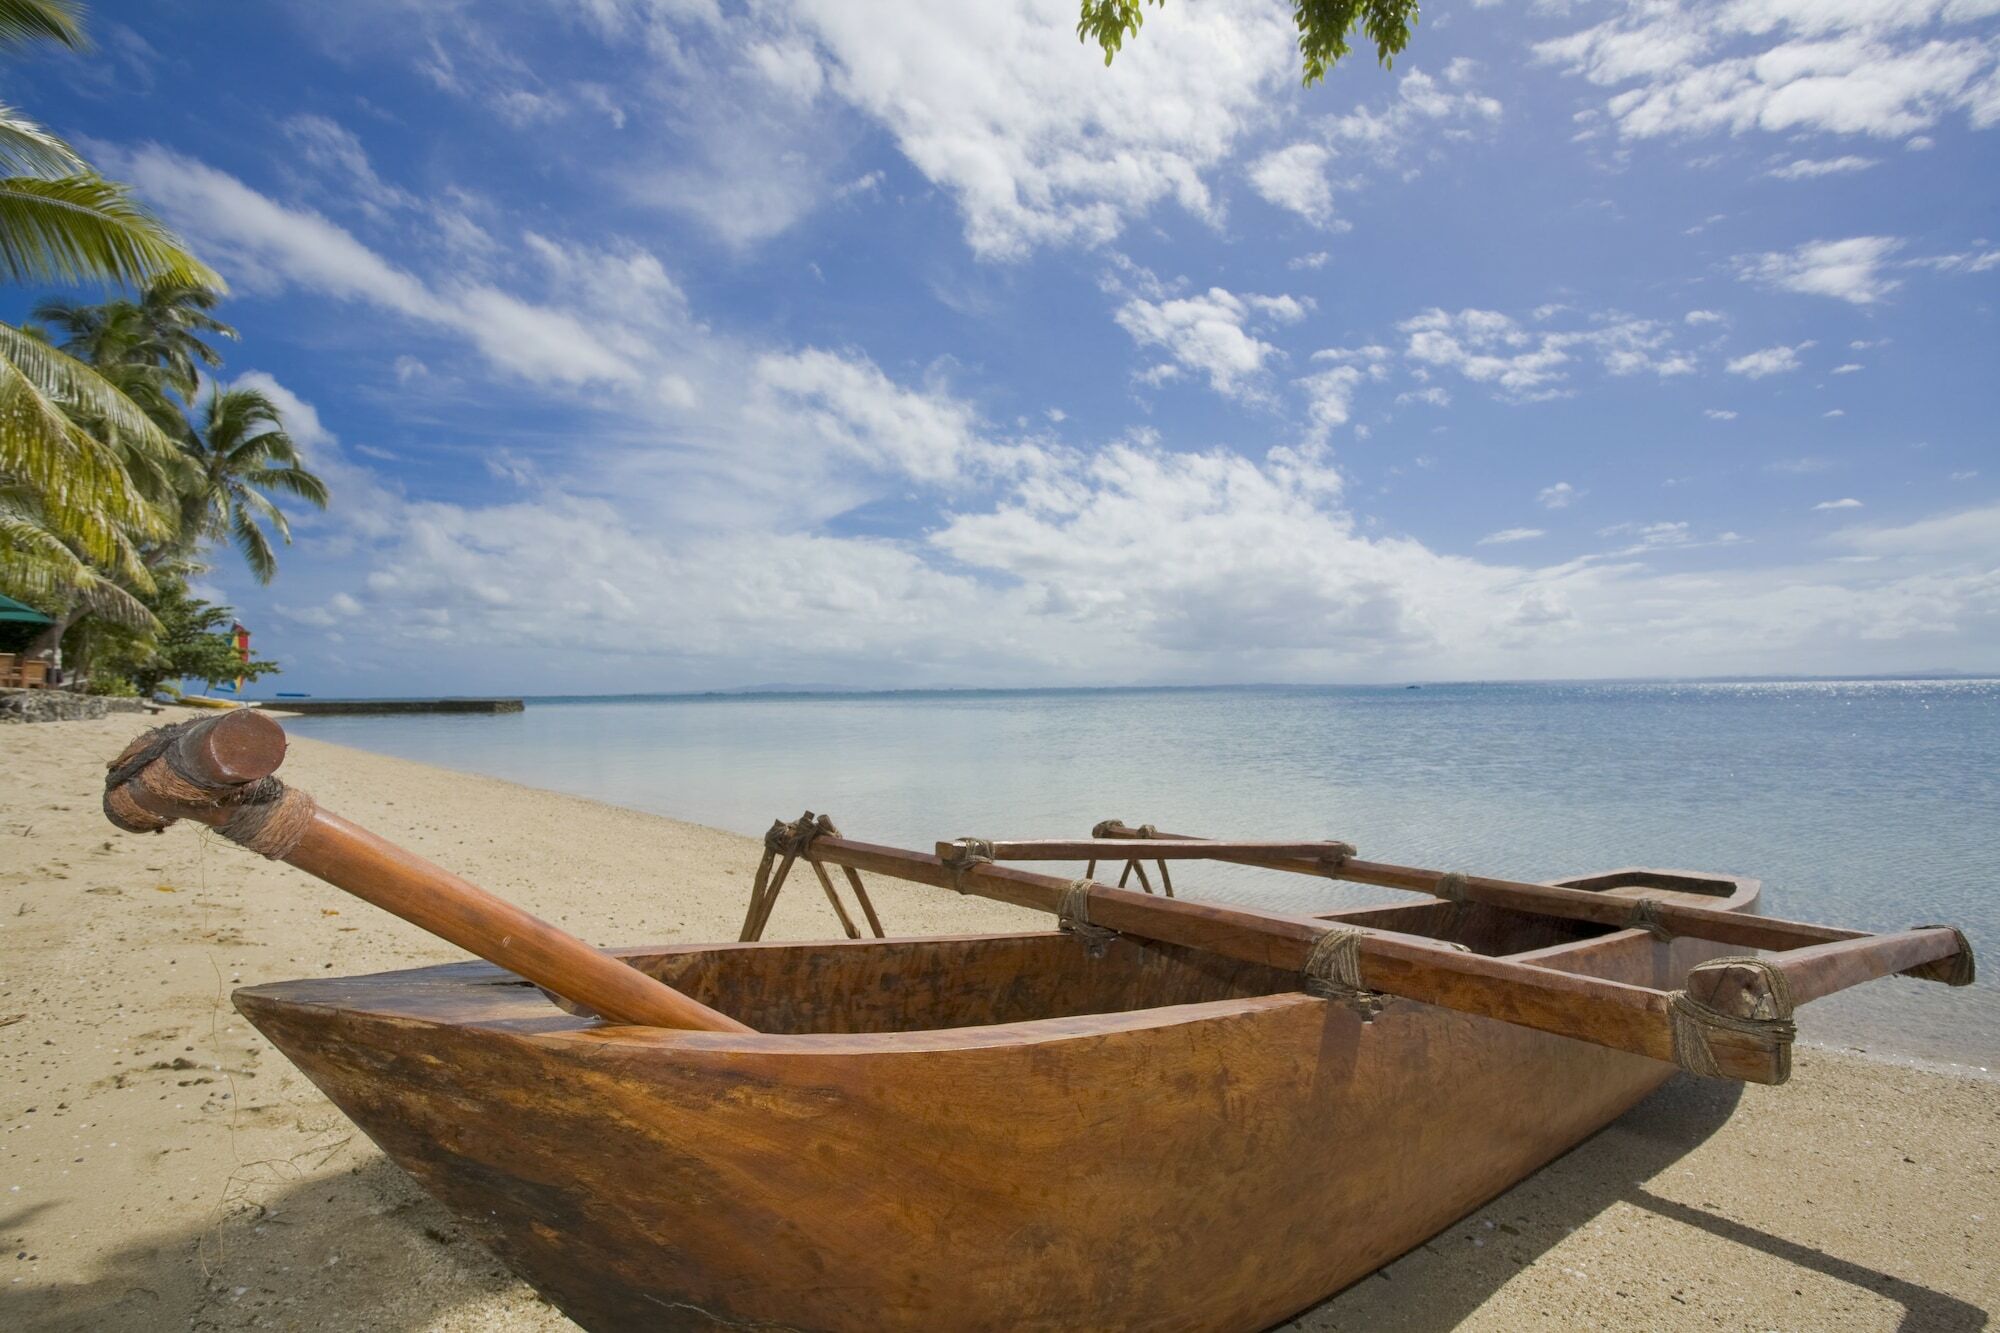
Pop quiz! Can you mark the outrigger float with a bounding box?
[102,713,1975,1332]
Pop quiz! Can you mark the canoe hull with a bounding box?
[236,874,1755,1332]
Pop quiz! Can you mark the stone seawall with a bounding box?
[0,689,151,723]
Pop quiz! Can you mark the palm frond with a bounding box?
[0,173,223,290]
[0,320,179,460]
[244,464,329,508]
[0,343,170,563]
[229,503,276,583]
[0,103,84,175]
[0,0,84,50]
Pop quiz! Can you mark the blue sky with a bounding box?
[16,0,2000,692]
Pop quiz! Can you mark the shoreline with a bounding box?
[4,713,1994,1330]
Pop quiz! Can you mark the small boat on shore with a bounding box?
[100,714,1976,1332]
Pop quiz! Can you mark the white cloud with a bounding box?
[1249,142,1337,226]
[1479,527,1547,545]
[1736,236,1904,304]
[789,0,1296,259]
[1766,155,1879,179]
[1905,247,2000,273]
[1815,497,1865,510]
[1398,307,1694,399]
[105,144,655,389]
[1113,285,1308,401]
[1705,408,1739,420]
[748,349,996,483]
[1288,251,1330,270]
[1727,342,1813,377]
[1248,66,1503,227]
[1832,362,1865,373]
[1538,482,1581,510]
[1684,309,1726,325]
[1537,1,2000,146]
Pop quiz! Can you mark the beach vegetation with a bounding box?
[78,567,279,697]
[0,0,320,691]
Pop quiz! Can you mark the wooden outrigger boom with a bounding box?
[97,713,1979,1332]
[821,834,1965,1085]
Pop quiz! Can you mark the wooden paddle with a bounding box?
[101,711,750,1033]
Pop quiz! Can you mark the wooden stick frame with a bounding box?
[744,823,1970,1086]
[739,811,884,943]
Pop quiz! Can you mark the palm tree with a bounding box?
[36,279,236,400]
[0,323,171,625]
[179,386,328,583]
[0,0,220,626]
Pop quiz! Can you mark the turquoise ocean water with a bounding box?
[284,680,1998,1070]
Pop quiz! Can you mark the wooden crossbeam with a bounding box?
[1083,822,1940,962]
[818,837,1810,1082]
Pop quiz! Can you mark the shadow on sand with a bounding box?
[11,1155,555,1333]
[12,1076,1987,1332]
[1288,1073,1987,1332]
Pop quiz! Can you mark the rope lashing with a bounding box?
[1319,841,1358,871]
[1301,927,1385,1017]
[941,838,994,893]
[102,718,317,860]
[1666,956,1797,1081]
[1909,925,1977,986]
[763,811,827,859]
[1626,897,1675,942]
[1055,877,1118,956]
[1430,871,1469,903]
[1090,818,1122,839]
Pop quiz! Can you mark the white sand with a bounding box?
[3,712,1994,1331]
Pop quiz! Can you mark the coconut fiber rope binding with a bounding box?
[1055,877,1118,958]
[1302,928,1386,1019]
[1666,956,1798,1081]
[941,838,994,893]
[103,717,317,860]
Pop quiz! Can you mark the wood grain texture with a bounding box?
[235,870,1754,1332]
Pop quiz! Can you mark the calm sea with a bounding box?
[284,680,1998,1070]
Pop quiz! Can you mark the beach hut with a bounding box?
[0,594,55,686]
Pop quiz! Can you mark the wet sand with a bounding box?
[3,712,1993,1330]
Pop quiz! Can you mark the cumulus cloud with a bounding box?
[1538,482,1581,510]
[1735,236,1903,304]
[1815,497,1865,510]
[1766,155,1879,180]
[787,0,1297,259]
[1537,0,2000,146]
[1113,285,1308,401]
[1479,527,1547,545]
[1398,307,1694,400]
[1247,65,1503,227]
[1248,142,1338,226]
[1727,342,1813,377]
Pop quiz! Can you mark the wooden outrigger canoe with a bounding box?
[100,715,1976,1333]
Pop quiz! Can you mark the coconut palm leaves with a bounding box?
[0,173,220,290]
[181,387,329,584]
[0,0,83,52]
[0,323,172,621]
[0,0,226,629]
[37,280,236,398]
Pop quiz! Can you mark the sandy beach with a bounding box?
[3,712,1994,1332]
